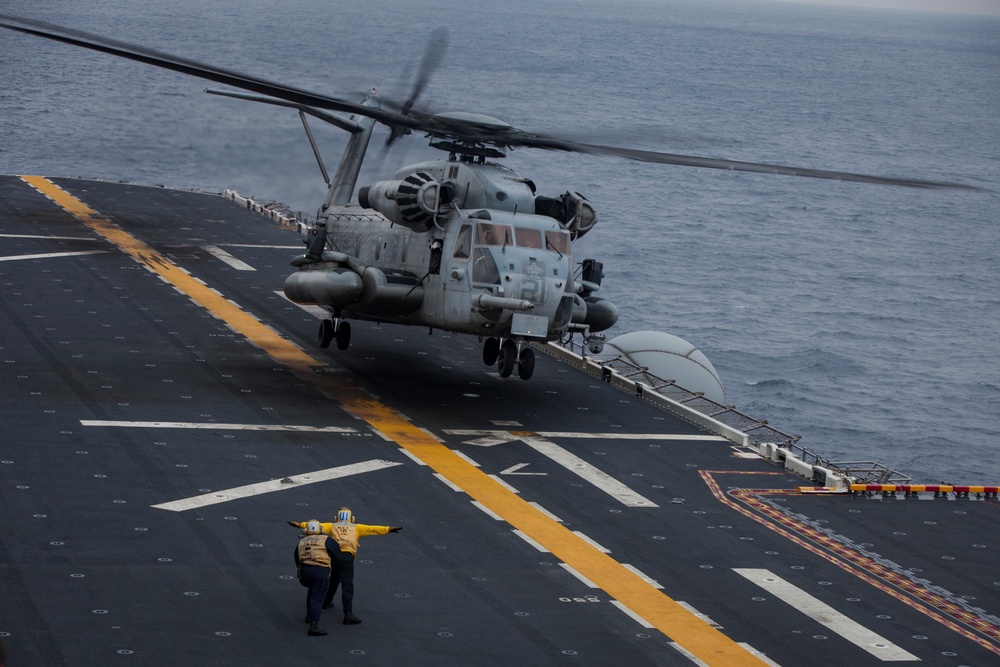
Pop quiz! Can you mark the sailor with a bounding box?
[293,519,339,636]
[288,507,402,625]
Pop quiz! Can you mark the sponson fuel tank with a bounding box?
[283,266,424,314]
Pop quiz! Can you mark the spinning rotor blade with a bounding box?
[1,15,977,191]
[404,27,449,115]
[503,133,981,190]
[384,27,450,147]
[0,15,420,130]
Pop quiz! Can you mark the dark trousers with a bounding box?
[325,550,355,612]
[300,564,330,623]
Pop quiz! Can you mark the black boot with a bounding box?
[343,611,362,625]
[307,621,328,636]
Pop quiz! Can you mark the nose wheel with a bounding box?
[319,318,351,350]
[488,338,535,380]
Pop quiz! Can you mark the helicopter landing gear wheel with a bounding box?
[319,319,334,348]
[483,337,500,366]
[337,322,351,350]
[517,347,535,380]
[497,340,517,378]
[335,321,352,350]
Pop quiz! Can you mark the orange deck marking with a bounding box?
[702,470,1000,656]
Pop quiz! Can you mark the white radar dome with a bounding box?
[599,331,725,404]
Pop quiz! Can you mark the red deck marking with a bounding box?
[703,471,1000,656]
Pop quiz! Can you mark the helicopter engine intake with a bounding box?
[358,171,455,232]
[535,191,597,239]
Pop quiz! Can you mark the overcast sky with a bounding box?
[770,0,1000,15]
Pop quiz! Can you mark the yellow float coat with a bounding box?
[294,521,391,557]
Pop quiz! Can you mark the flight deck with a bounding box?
[1,175,997,666]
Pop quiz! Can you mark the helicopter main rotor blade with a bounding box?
[383,27,450,147]
[404,27,449,115]
[0,15,420,131]
[1,15,978,191]
[504,134,980,190]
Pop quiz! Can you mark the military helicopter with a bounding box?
[0,16,976,381]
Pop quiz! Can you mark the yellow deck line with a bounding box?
[22,175,765,666]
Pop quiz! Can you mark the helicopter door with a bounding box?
[442,223,473,322]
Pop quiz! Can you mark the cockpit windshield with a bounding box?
[476,221,570,257]
[515,227,543,249]
[544,230,570,254]
[476,223,513,246]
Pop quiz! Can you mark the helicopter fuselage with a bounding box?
[302,196,576,341]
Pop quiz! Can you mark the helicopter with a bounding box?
[0,15,977,381]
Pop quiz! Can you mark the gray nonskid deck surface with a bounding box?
[1,176,997,666]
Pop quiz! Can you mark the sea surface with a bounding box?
[2,0,998,483]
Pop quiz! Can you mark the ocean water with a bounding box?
[2,0,998,483]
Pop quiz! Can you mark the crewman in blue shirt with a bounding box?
[293,520,340,636]
[289,507,401,625]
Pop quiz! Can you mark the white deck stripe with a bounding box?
[275,291,330,319]
[470,501,503,521]
[81,420,357,433]
[201,244,256,270]
[573,531,611,553]
[611,600,655,629]
[519,435,658,508]
[215,243,301,249]
[0,250,108,262]
[559,562,599,588]
[528,501,562,522]
[676,600,721,628]
[738,644,783,667]
[512,529,549,553]
[537,432,726,441]
[622,563,662,588]
[669,641,711,666]
[151,460,402,511]
[0,233,99,241]
[446,429,726,442]
[733,569,919,662]
[432,473,464,492]
[450,449,481,467]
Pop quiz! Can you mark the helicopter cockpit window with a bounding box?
[544,230,570,254]
[454,224,472,259]
[515,227,543,249]
[476,222,512,247]
[472,248,501,285]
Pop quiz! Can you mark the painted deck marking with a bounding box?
[152,460,401,511]
[704,472,1000,656]
[25,176,767,667]
[275,291,330,319]
[451,429,658,507]
[202,244,256,270]
[500,463,546,475]
[216,243,301,249]
[450,428,726,442]
[0,233,99,241]
[612,600,655,628]
[0,250,108,262]
[519,434,658,508]
[734,569,919,662]
[81,420,357,433]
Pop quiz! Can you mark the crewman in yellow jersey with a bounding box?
[288,507,401,625]
[293,520,340,636]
